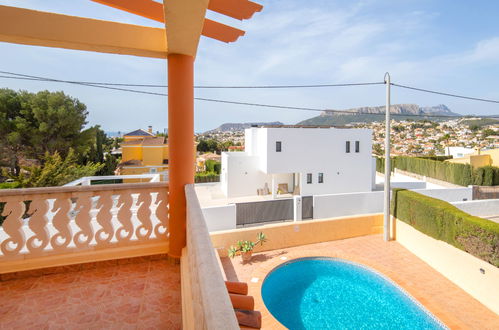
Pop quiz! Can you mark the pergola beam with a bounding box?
[208,0,263,20]
[163,0,209,56]
[92,0,244,45]
[0,5,167,58]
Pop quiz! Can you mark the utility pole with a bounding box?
[383,72,391,241]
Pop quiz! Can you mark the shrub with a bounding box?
[375,156,394,174]
[388,156,474,186]
[392,189,499,267]
[194,171,220,183]
[0,182,20,189]
[205,160,221,174]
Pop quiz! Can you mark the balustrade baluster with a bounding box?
[74,192,94,249]
[0,200,26,256]
[116,190,134,242]
[26,198,50,255]
[95,191,114,246]
[136,190,153,240]
[154,190,169,239]
[51,197,72,251]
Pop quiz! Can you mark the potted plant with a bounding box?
[228,232,267,262]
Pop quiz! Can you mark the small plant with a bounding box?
[228,232,267,259]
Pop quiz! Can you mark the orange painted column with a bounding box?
[167,53,195,258]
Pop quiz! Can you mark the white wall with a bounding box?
[413,187,472,202]
[313,191,384,219]
[234,127,373,197]
[221,152,293,197]
[445,146,475,158]
[391,181,427,189]
[202,204,236,232]
[396,220,499,315]
[312,187,474,219]
[451,199,499,217]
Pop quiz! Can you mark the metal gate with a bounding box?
[236,199,292,226]
[236,196,313,226]
[302,196,313,219]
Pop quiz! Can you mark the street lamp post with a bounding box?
[383,72,391,241]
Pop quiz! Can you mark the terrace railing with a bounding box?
[182,184,238,329]
[0,182,169,273]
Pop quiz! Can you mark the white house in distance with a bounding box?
[221,126,374,198]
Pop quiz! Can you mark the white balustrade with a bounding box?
[0,182,169,267]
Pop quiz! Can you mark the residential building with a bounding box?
[116,127,169,181]
[446,147,499,168]
[221,126,374,198]
[444,146,475,158]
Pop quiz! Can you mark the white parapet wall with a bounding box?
[313,187,473,220]
[413,187,472,202]
[395,219,499,315]
[201,204,237,232]
[451,199,499,218]
[313,191,384,219]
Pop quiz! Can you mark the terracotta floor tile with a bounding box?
[0,256,181,329]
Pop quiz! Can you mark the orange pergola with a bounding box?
[0,0,262,259]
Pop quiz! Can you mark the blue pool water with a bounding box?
[262,258,446,330]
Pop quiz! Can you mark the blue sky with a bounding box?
[1,0,499,133]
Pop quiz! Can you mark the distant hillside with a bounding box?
[460,117,499,128]
[298,104,459,126]
[205,121,284,133]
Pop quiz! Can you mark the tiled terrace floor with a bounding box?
[0,256,181,329]
[221,234,499,329]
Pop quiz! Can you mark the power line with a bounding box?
[196,82,385,89]
[1,70,498,118]
[0,72,169,96]
[391,83,499,104]
[0,70,384,89]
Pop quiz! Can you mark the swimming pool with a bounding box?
[261,257,446,330]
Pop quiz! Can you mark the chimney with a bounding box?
[148,125,153,134]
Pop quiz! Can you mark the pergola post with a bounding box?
[167,53,195,258]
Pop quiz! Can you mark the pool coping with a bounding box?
[247,249,464,329]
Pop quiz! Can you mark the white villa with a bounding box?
[221,126,374,198]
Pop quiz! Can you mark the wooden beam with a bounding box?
[208,0,263,20]
[92,0,244,44]
[163,0,208,56]
[92,0,164,22]
[0,5,167,58]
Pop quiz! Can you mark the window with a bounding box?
[318,173,324,183]
[276,141,282,152]
[355,141,360,153]
[306,173,312,184]
[150,168,157,173]
[346,141,350,153]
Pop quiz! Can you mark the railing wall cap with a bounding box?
[0,181,169,197]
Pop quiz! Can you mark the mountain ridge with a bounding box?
[299,104,459,126]
[205,121,284,133]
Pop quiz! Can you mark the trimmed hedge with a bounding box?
[394,156,473,186]
[392,189,499,267]
[195,171,220,183]
[375,157,395,174]
[474,166,499,186]
[205,160,221,174]
[376,156,499,186]
[0,182,21,189]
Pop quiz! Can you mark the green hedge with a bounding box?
[0,182,21,189]
[394,156,473,186]
[392,189,499,267]
[195,171,220,183]
[473,166,499,186]
[205,160,221,174]
[376,156,499,186]
[375,157,395,174]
